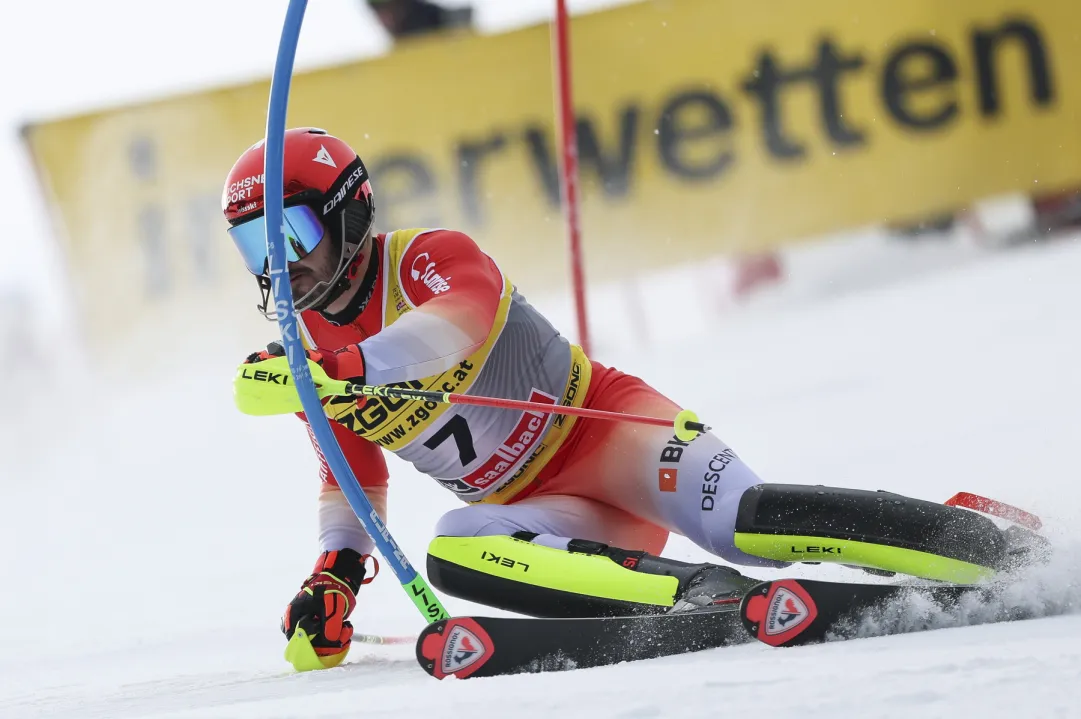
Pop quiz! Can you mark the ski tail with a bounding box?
[739,578,983,647]
[415,607,747,679]
[417,618,496,680]
[740,579,822,646]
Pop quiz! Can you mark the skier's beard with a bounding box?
[287,236,339,299]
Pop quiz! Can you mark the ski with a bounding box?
[415,576,1047,679]
[415,605,748,679]
[739,577,997,647]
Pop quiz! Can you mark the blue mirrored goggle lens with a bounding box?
[227,204,327,275]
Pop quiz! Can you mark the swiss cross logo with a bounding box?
[765,587,810,636]
[441,625,487,674]
[313,145,337,168]
[658,468,678,492]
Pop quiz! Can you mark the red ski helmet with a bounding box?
[222,127,375,316]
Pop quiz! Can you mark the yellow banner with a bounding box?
[24,0,1081,352]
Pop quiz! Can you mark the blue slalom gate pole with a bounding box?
[264,0,447,624]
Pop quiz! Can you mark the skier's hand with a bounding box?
[245,341,366,383]
[312,344,365,383]
[282,548,374,669]
[242,341,320,370]
[234,342,367,416]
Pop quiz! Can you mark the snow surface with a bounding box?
[1,230,1079,718]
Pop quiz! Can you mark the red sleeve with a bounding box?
[299,412,389,490]
[398,229,502,338]
[358,230,505,386]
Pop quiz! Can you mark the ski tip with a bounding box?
[416,618,495,680]
[739,579,819,647]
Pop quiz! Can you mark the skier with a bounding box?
[225,128,1024,669]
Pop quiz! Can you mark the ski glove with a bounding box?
[282,548,375,668]
[245,341,366,383]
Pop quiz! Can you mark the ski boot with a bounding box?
[669,564,759,613]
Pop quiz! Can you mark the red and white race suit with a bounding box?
[305,228,777,567]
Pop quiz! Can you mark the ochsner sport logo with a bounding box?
[765,586,811,636]
[224,173,264,206]
[410,252,452,294]
[441,624,487,674]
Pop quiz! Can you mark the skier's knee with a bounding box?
[711,542,791,569]
[707,484,791,569]
[434,505,520,538]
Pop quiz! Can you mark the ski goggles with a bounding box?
[228,204,327,276]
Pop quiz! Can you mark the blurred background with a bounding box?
[9,0,1080,385]
[2,1,1080,715]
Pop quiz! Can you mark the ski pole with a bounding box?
[236,356,711,442]
[344,381,708,442]
[354,633,415,646]
[263,0,448,666]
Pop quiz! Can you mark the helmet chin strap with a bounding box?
[319,238,382,327]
